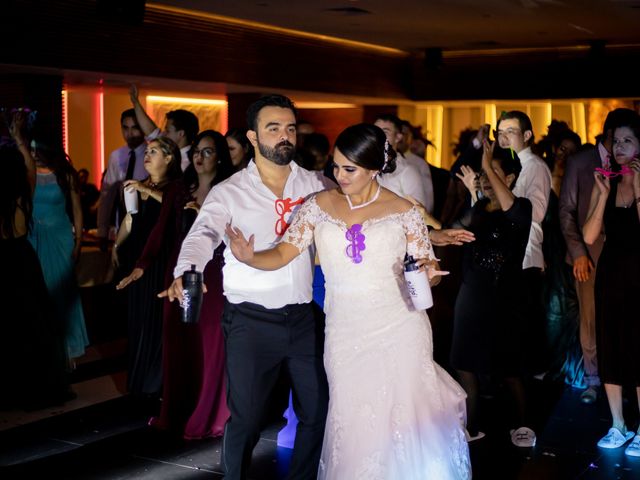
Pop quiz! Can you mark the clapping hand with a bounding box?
[225,223,255,264]
[455,165,478,194]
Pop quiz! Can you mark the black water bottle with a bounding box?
[181,264,203,324]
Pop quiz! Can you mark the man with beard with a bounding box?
[161,94,333,480]
[96,109,147,249]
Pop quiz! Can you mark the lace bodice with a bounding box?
[284,195,435,263]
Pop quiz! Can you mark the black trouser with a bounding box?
[221,301,328,480]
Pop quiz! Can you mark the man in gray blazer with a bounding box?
[559,108,636,404]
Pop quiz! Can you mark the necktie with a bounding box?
[125,149,136,180]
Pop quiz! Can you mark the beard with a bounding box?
[258,139,295,166]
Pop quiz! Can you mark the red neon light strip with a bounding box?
[94,88,105,188]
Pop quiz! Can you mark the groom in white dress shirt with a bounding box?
[162,94,333,480]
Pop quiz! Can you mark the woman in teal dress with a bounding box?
[27,136,89,363]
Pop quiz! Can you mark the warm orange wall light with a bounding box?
[145,95,228,134]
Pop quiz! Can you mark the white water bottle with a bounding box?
[403,254,433,310]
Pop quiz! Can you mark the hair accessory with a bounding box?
[345,224,366,264]
[595,165,634,178]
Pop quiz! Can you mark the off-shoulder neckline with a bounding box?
[307,195,419,231]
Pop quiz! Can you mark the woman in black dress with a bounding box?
[112,136,181,399]
[451,141,533,445]
[583,113,640,454]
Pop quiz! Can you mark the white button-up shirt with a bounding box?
[403,151,434,213]
[512,147,552,270]
[97,142,148,237]
[377,154,429,209]
[175,161,334,309]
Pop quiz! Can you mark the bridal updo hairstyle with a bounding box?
[334,123,397,175]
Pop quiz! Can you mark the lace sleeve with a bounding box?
[282,196,319,252]
[403,207,436,261]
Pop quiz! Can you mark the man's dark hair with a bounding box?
[121,108,137,124]
[166,109,199,144]
[246,94,297,131]
[498,110,534,145]
[375,113,402,132]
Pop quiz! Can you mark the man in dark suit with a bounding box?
[559,108,636,404]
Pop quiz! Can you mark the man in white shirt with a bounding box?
[399,119,435,213]
[96,109,147,247]
[129,84,198,171]
[374,114,430,210]
[495,110,551,448]
[162,95,332,480]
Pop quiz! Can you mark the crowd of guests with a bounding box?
[2,90,640,478]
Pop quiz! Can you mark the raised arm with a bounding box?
[481,140,515,211]
[9,111,35,193]
[455,164,479,204]
[129,84,159,137]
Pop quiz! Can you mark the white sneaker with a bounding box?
[511,426,536,447]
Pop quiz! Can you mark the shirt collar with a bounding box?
[516,146,533,164]
[246,158,297,191]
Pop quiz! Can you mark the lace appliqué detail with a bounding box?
[402,207,436,262]
[282,196,319,252]
[391,404,408,464]
[355,451,385,480]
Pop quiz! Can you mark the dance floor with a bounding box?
[2,357,640,479]
[2,281,639,479]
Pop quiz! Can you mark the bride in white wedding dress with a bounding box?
[226,123,471,479]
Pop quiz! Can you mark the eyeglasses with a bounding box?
[193,147,215,158]
[493,128,522,138]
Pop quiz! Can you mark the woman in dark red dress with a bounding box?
[118,130,234,438]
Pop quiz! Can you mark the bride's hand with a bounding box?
[416,258,449,286]
[225,223,255,264]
